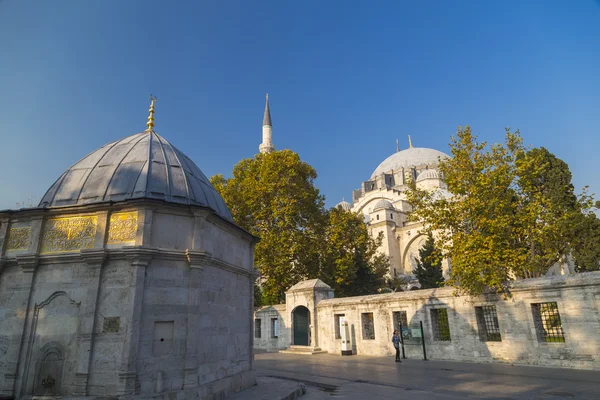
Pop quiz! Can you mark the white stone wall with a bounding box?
[0,201,257,399]
[255,273,600,370]
[253,305,289,352]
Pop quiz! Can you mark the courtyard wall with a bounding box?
[254,272,600,370]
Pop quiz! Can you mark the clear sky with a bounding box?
[1,0,599,210]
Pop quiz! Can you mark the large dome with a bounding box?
[370,147,449,179]
[39,131,233,222]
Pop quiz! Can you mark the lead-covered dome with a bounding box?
[371,147,449,179]
[373,199,394,210]
[336,200,352,211]
[39,131,233,222]
[416,169,440,182]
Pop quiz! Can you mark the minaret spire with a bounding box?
[259,93,275,153]
[146,95,157,132]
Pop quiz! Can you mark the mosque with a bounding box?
[260,95,452,287]
[0,98,257,399]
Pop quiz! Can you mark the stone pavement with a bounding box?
[228,376,306,400]
[252,352,600,399]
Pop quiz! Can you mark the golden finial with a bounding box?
[266,93,269,101]
[146,94,157,132]
[408,135,413,149]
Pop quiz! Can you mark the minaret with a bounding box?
[259,93,275,153]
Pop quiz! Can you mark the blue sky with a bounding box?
[1,0,599,210]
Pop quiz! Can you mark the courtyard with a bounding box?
[251,352,600,399]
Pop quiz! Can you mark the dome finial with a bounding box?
[396,139,400,152]
[146,94,157,132]
[408,135,413,149]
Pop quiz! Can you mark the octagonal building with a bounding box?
[0,100,258,399]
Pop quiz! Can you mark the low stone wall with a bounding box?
[253,305,289,352]
[254,273,600,370]
[316,273,600,369]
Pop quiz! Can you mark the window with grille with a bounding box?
[475,306,501,342]
[334,314,345,339]
[361,313,375,340]
[271,318,279,339]
[392,311,408,331]
[254,318,261,339]
[531,302,565,343]
[430,308,451,341]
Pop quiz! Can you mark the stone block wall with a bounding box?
[253,305,288,352]
[254,273,600,370]
[0,201,258,399]
[316,273,600,369]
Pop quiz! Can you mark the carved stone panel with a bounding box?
[41,216,97,253]
[103,317,121,333]
[107,212,138,244]
[6,227,31,251]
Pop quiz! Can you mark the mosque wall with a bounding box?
[255,272,600,370]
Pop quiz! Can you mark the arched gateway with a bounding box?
[292,306,310,346]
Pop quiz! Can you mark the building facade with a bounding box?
[0,101,258,399]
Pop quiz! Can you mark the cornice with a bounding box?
[186,249,212,270]
[16,254,39,272]
[1,246,256,276]
[80,248,107,267]
[123,246,157,267]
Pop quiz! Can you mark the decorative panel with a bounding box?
[6,227,31,251]
[41,216,98,253]
[107,212,138,244]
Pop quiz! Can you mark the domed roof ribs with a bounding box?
[166,136,192,204]
[99,133,148,202]
[154,132,173,201]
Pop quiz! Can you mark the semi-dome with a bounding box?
[373,199,394,210]
[336,200,352,211]
[371,147,449,179]
[416,169,440,182]
[39,131,233,222]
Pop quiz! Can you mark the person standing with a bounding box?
[392,330,402,362]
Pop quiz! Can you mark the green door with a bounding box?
[293,306,310,346]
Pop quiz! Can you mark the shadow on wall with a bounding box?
[406,294,493,362]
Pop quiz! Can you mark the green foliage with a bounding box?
[212,150,388,304]
[571,212,600,272]
[211,150,325,304]
[413,235,444,289]
[320,207,388,297]
[406,126,598,296]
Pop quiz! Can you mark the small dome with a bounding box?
[416,169,440,182]
[39,131,233,222]
[371,147,449,179]
[373,199,394,210]
[336,200,352,211]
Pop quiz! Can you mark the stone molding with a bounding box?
[123,246,157,267]
[15,254,39,272]
[186,249,212,270]
[80,248,107,267]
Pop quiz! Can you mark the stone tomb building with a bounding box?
[0,103,258,399]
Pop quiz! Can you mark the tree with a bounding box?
[211,150,326,304]
[406,126,598,296]
[320,207,388,297]
[571,212,600,272]
[413,235,444,289]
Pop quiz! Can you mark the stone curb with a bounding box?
[275,383,306,400]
